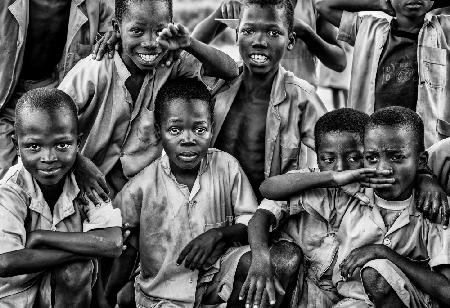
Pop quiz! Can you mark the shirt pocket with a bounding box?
[420,46,447,88]
[437,118,450,139]
[280,145,300,171]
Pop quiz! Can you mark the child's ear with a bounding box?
[77,134,83,150]
[154,124,162,142]
[418,150,429,169]
[112,19,121,37]
[287,31,296,51]
[11,134,19,155]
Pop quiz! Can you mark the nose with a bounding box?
[40,148,57,163]
[252,32,267,48]
[336,157,344,172]
[180,130,196,145]
[376,158,392,173]
[140,32,157,48]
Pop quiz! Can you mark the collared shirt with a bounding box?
[58,51,202,183]
[258,168,338,283]
[0,163,122,307]
[427,137,450,194]
[338,11,450,148]
[295,186,450,302]
[281,0,318,86]
[0,0,114,111]
[211,65,326,179]
[114,149,257,307]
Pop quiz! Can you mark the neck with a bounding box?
[242,65,278,97]
[169,161,200,186]
[395,14,425,33]
[38,178,65,211]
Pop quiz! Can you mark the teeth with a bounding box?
[251,54,268,63]
[139,54,158,62]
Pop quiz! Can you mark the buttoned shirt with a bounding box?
[338,11,450,148]
[0,0,114,111]
[114,149,257,307]
[295,186,450,302]
[0,163,122,307]
[211,65,326,180]
[58,52,202,182]
[427,137,450,194]
[281,0,318,86]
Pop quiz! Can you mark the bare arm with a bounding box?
[27,227,122,258]
[296,16,347,72]
[192,5,229,44]
[0,249,87,277]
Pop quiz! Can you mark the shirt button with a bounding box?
[189,278,193,283]
[383,238,391,246]
[51,226,56,231]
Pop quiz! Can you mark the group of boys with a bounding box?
[0,0,449,308]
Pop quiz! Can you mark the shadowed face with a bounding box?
[15,108,78,187]
[116,0,170,73]
[363,125,425,200]
[391,0,434,19]
[317,131,364,172]
[159,98,213,172]
[238,4,294,76]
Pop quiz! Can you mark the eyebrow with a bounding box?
[240,22,283,29]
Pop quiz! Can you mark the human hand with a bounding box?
[333,168,395,188]
[219,0,242,19]
[339,244,389,280]
[176,228,222,270]
[159,49,181,67]
[379,0,396,16]
[201,240,229,270]
[293,17,310,39]
[121,223,132,251]
[416,174,450,228]
[91,31,120,60]
[239,252,285,307]
[73,154,110,205]
[157,23,191,51]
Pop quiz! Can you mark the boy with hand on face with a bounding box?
[109,78,258,308]
[194,0,327,201]
[0,88,122,307]
[58,0,239,196]
[265,107,450,307]
[317,0,450,148]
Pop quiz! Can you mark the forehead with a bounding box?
[163,98,211,121]
[364,126,415,151]
[240,3,287,29]
[319,131,362,152]
[17,108,77,138]
[123,0,170,23]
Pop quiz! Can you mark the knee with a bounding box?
[271,241,303,278]
[361,267,393,301]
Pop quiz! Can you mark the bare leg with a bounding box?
[361,267,406,308]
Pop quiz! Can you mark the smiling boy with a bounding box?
[194,0,327,201]
[109,77,258,308]
[317,0,450,148]
[288,107,450,307]
[0,88,122,307]
[58,0,238,195]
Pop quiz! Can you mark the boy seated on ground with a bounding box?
[193,0,327,201]
[264,106,450,307]
[316,0,450,148]
[58,0,239,196]
[243,108,449,308]
[107,77,259,307]
[0,88,123,307]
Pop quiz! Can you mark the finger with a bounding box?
[183,247,199,269]
[197,250,210,269]
[416,192,426,211]
[362,177,396,184]
[176,24,189,36]
[422,193,432,218]
[374,169,393,176]
[160,27,173,39]
[252,280,265,308]
[122,229,131,242]
[226,3,233,19]
[176,244,191,266]
[168,23,179,36]
[361,182,395,189]
[221,3,227,19]
[96,43,108,61]
[96,178,110,200]
[239,278,250,302]
[91,36,103,58]
[265,279,276,306]
[233,2,241,18]
[156,38,170,50]
[245,280,256,308]
[430,193,441,222]
[260,290,269,307]
[79,193,88,205]
[274,278,285,296]
[86,188,100,206]
[122,244,127,251]
[188,250,203,270]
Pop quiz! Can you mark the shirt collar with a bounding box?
[160,149,211,178]
[113,53,156,84]
[365,188,421,217]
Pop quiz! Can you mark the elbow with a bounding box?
[223,62,240,81]
[330,57,347,72]
[109,236,123,258]
[259,180,276,200]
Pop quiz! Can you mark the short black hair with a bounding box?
[314,108,370,151]
[15,88,78,134]
[243,0,294,32]
[115,0,173,23]
[154,77,213,126]
[366,106,425,152]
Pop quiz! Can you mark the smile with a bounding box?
[250,54,269,64]
[177,152,198,162]
[38,167,62,176]
[138,53,159,63]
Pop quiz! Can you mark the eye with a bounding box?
[194,127,207,135]
[25,144,41,152]
[365,155,378,164]
[267,30,281,37]
[347,154,362,163]
[168,127,182,135]
[130,28,143,35]
[56,142,71,151]
[320,156,335,164]
[391,154,405,162]
[240,28,253,35]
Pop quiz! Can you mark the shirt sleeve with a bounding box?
[292,188,338,223]
[427,220,450,268]
[98,0,114,32]
[337,11,362,46]
[112,178,144,229]
[82,192,122,232]
[230,161,259,226]
[300,92,327,151]
[0,185,28,254]
[427,138,450,194]
[258,199,288,229]
[171,51,203,80]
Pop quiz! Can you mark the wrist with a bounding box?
[330,171,342,187]
[182,36,194,50]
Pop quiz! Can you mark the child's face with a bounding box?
[364,126,425,201]
[391,0,434,19]
[159,99,212,172]
[237,4,294,76]
[15,109,78,187]
[317,132,364,172]
[115,1,170,72]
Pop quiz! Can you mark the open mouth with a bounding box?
[38,167,62,176]
[138,53,159,63]
[405,1,423,8]
[177,152,199,162]
[250,54,269,64]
